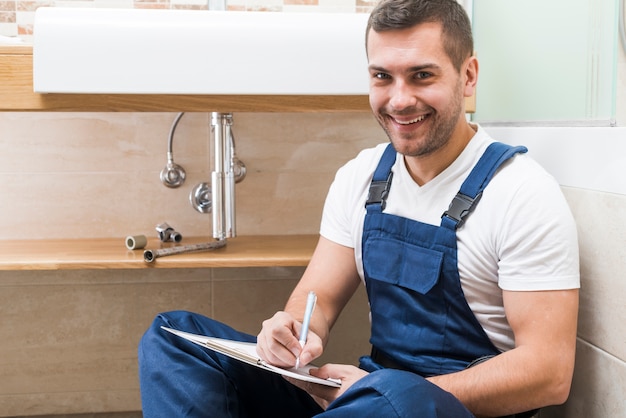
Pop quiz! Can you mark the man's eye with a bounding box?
[415,72,431,79]
[374,72,391,80]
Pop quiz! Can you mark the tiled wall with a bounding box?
[0,266,371,416]
[0,0,377,39]
[0,112,384,240]
[541,188,626,418]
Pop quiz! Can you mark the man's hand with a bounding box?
[255,236,360,367]
[256,311,324,368]
[285,363,368,410]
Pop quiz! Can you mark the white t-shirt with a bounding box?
[320,125,580,352]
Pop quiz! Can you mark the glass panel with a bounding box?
[472,0,618,125]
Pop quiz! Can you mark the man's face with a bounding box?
[367,22,468,158]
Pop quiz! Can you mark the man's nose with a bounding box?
[388,81,418,111]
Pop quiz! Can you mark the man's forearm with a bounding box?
[428,345,573,417]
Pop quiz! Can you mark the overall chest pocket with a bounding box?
[363,236,444,295]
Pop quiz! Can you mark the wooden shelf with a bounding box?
[0,235,318,270]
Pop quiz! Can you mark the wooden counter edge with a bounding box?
[0,235,318,271]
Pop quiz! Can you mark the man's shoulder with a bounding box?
[494,151,557,189]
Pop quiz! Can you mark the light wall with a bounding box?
[618,36,626,127]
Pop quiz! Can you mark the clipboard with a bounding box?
[161,326,341,387]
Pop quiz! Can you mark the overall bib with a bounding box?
[361,141,527,377]
[316,142,532,417]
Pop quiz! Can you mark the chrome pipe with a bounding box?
[210,112,236,239]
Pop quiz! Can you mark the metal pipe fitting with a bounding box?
[155,222,183,243]
[190,182,212,213]
[125,234,148,250]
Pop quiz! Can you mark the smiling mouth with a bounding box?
[393,114,427,125]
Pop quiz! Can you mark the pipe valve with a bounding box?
[156,222,183,243]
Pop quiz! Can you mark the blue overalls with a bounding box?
[337,141,530,418]
[138,142,528,418]
[360,142,527,377]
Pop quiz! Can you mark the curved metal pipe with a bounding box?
[160,112,187,188]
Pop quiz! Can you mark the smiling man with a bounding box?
[139,1,580,417]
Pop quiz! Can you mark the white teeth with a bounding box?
[395,115,426,125]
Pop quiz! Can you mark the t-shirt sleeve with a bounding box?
[319,165,355,248]
[319,145,385,249]
[495,159,580,291]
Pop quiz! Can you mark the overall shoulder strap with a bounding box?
[442,142,528,229]
[365,143,396,212]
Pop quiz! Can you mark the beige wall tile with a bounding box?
[0,171,210,239]
[212,265,305,281]
[0,274,141,414]
[543,188,626,417]
[0,111,383,240]
[563,188,626,361]
[317,284,370,366]
[0,112,209,173]
[0,267,376,416]
[0,268,214,416]
[213,276,299,334]
[541,339,626,418]
[0,390,140,417]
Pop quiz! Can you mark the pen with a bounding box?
[295,291,317,369]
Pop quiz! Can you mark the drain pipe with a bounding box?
[211,112,236,239]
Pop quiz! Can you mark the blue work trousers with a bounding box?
[138,310,474,418]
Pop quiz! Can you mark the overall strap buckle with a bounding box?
[365,144,397,212]
[442,191,483,228]
[441,142,527,230]
[365,172,394,211]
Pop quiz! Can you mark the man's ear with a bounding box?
[463,55,479,98]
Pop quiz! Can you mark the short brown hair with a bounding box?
[366,0,473,72]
